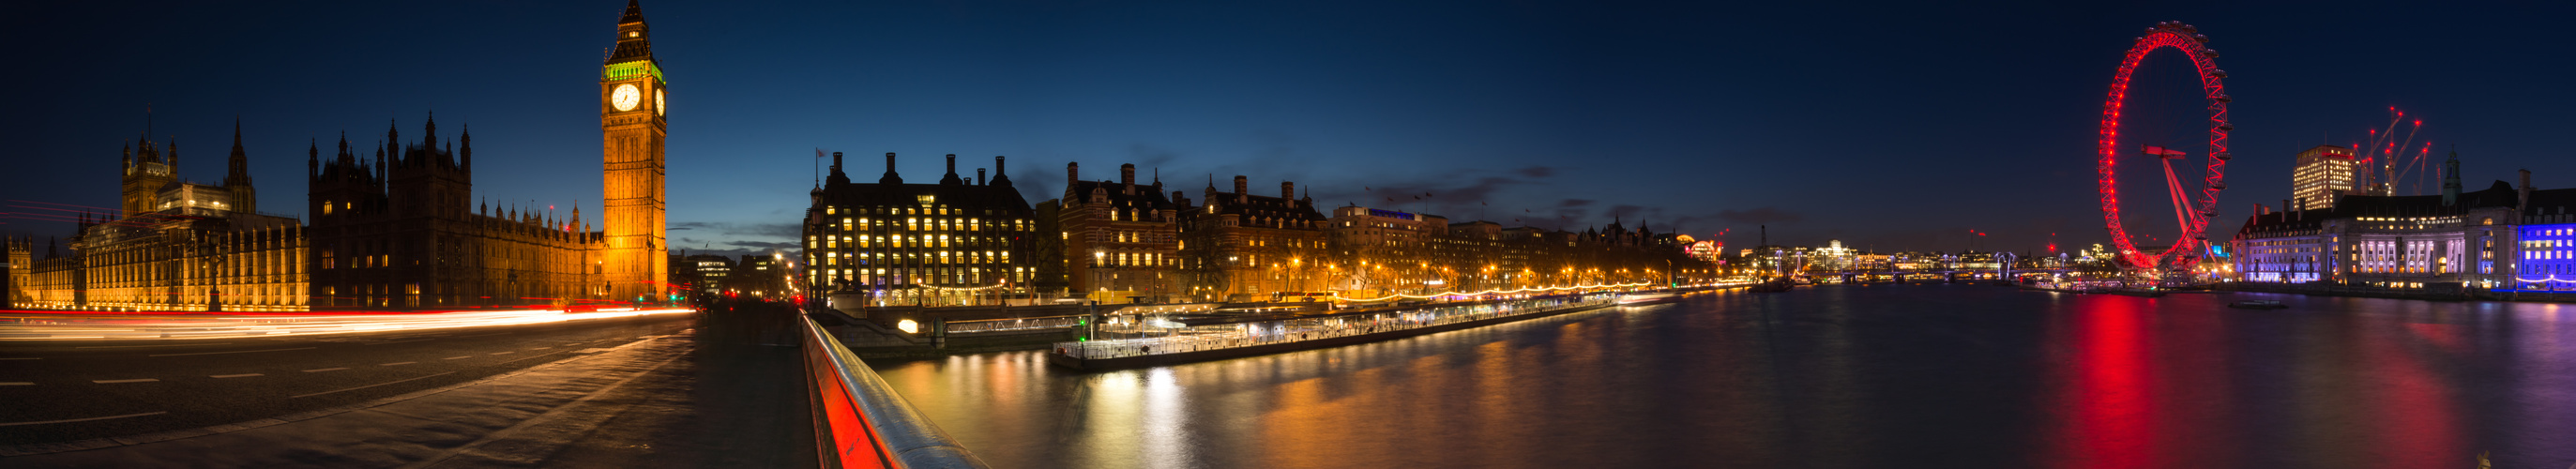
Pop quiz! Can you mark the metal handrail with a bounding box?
[801,314,989,469]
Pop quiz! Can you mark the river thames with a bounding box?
[872,284,2576,468]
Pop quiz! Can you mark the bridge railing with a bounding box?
[800,313,989,469]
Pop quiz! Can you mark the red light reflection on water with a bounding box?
[2364,321,2466,468]
[2042,297,2478,468]
[2050,297,2159,469]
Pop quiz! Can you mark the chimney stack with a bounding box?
[1282,181,1295,201]
[977,168,987,186]
[941,154,961,185]
[1234,175,1249,204]
[1121,163,1136,194]
[879,152,902,185]
[2520,169,2533,217]
[992,156,1010,187]
[1067,162,1080,192]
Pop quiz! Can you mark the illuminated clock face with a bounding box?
[655,89,666,116]
[611,83,641,112]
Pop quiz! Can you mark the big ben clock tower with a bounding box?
[601,0,667,302]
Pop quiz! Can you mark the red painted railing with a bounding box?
[800,314,987,469]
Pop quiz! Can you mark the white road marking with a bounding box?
[0,382,32,386]
[211,373,264,378]
[380,362,416,366]
[148,347,316,357]
[302,368,349,372]
[92,379,159,384]
[0,411,167,427]
[290,371,455,399]
[443,356,472,360]
[75,343,231,349]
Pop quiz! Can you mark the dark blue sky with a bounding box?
[6,1,2572,257]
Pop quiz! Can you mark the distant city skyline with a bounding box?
[7,1,2574,257]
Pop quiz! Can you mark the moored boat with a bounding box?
[1748,279,1795,293]
[1616,293,1680,305]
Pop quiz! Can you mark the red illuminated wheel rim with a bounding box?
[2099,22,2230,271]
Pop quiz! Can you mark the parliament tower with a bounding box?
[600,0,668,301]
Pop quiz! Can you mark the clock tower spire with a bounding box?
[600,0,668,303]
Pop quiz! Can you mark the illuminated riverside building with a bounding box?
[2229,153,2563,290]
[2518,222,2576,289]
[1325,206,1453,294]
[8,123,310,311]
[2292,144,2361,210]
[802,152,1038,307]
[1321,206,1698,295]
[308,117,609,309]
[1055,162,1180,302]
[1175,175,1328,302]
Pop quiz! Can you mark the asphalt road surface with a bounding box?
[0,312,697,446]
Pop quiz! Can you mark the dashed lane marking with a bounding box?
[148,347,316,357]
[380,362,417,366]
[75,343,231,349]
[302,368,349,372]
[0,411,166,427]
[443,356,472,360]
[290,371,455,399]
[211,373,264,379]
[92,379,159,384]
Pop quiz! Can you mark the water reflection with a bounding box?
[874,285,2576,468]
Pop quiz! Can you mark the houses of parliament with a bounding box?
[5,1,671,311]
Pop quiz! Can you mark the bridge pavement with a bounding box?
[0,304,814,468]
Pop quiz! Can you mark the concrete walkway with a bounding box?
[6,307,816,468]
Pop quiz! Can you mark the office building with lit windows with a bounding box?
[2292,144,2360,210]
[801,152,1038,307]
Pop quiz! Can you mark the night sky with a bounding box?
[6,1,2572,258]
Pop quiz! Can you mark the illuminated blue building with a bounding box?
[2515,223,2576,290]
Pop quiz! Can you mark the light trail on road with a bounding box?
[0,308,695,341]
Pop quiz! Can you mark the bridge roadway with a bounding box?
[0,303,815,467]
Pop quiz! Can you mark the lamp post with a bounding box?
[203,234,224,312]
